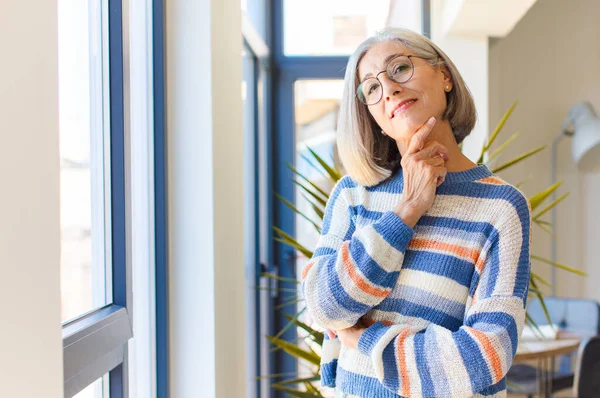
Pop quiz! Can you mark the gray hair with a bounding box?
[337,27,476,186]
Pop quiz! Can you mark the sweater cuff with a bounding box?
[373,211,415,253]
[357,321,390,356]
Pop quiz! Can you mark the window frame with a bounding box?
[61,0,133,396]
[243,7,273,398]
[152,0,169,396]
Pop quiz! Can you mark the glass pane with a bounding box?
[58,0,112,323]
[293,80,344,387]
[242,0,267,41]
[73,374,109,398]
[284,0,411,56]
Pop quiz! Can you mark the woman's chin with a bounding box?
[392,114,424,138]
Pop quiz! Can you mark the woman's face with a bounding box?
[357,41,452,146]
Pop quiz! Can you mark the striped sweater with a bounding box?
[301,164,532,398]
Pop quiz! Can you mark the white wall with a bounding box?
[0,1,63,397]
[489,0,600,301]
[166,0,247,396]
[430,0,489,162]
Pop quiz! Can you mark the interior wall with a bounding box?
[489,0,600,302]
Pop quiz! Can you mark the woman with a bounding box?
[301,28,531,398]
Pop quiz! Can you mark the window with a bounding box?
[283,0,390,56]
[293,79,344,280]
[59,0,111,325]
[242,2,272,396]
[73,375,109,398]
[59,0,133,396]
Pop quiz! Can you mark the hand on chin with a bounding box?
[393,115,427,144]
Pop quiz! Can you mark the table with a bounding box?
[514,337,581,397]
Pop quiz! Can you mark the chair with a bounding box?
[573,335,600,397]
[506,297,600,397]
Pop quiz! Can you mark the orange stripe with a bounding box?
[301,260,316,281]
[410,239,479,263]
[478,176,505,185]
[469,328,504,382]
[341,242,390,298]
[396,329,411,397]
[475,255,486,274]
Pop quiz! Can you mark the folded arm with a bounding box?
[355,191,532,397]
[301,177,415,330]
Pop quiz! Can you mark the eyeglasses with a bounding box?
[356,54,426,106]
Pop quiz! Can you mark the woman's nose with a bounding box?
[381,75,403,101]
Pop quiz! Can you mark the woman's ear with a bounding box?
[440,65,452,90]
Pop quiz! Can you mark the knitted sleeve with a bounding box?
[301,176,415,331]
[355,190,531,398]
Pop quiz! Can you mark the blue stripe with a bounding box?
[349,239,400,289]
[375,299,463,331]
[389,285,466,319]
[314,247,336,257]
[323,257,371,315]
[438,181,517,200]
[476,378,506,395]
[484,240,501,296]
[474,323,515,367]
[357,322,390,355]
[455,328,493,392]
[414,332,435,397]
[402,251,474,287]
[322,176,356,235]
[424,327,450,396]
[418,215,497,236]
[466,311,519,356]
[372,212,414,253]
[382,340,400,393]
[320,359,338,387]
[350,205,384,221]
[335,367,402,398]
[364,171,404,193]
[512,194,531,297]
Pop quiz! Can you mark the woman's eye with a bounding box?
[394,64,409,74]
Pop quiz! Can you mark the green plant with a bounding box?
[263,102,587,396]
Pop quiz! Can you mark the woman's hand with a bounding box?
[336,324,366,350]
[394,117,449,226]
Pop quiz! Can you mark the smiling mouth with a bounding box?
[391,99,417,118]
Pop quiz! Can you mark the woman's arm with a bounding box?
[301,176,415,331]
[352,190,531,397]
[302,118,450,331]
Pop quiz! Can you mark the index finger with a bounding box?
[406,116,437,156]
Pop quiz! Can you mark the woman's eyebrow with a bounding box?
[360,52,406,81]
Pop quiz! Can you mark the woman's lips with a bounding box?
[391,99,417,118]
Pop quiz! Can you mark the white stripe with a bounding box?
[335,244,392,305]
[357,224,407,272]
[364,309,432,329]
[394,269,470,303]
[403,333,423,397]
[321,338,341,362]
[464,327,497,381]
[433,326,473,397]
[414,225,487,249]
[493,217,523,296]
[337,345,378,378]
[370,325,405,385]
